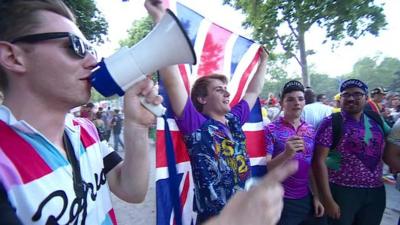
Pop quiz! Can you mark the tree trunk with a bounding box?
[298,30,309,87]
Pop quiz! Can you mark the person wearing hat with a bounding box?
[365,87,387,114]
[312,79,390,225]
[264,80,324,225]
[332,93,341,113]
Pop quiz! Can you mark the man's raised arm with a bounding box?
[242,48,268,109]
[145,0,188,117]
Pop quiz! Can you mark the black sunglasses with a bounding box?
[11,32,96,59]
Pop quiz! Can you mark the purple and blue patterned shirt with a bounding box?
[264,117,315,199]
[315,111,386,188]
[175,99,251,220]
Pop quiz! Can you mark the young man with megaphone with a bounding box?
[145,0,272,224]
[0,0,296,224]
[0,0,161,224]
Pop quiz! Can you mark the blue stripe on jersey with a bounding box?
[15,131,69,171]
[101,214,114,225]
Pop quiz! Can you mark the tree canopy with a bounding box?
[262,55,400,100]
[116,6,398,104]
[119,16,159,82]
[119,17,153,47]
[349,56,400,92]
[64,0,108,44]
[223,0,387,86]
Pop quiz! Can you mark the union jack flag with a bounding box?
[156,1,267,224]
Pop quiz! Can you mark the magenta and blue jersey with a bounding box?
[0,106,122,225]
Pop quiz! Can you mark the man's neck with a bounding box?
[3,95,68,146]
[345,110,363,121]
[283,115,301,128]
[203,111,227,124]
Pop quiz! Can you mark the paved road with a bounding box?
[111,142,156,225]
[111,143,400,225]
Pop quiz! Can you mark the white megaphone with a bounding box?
[90,9,196,116]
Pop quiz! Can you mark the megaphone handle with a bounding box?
[139,96,166,117]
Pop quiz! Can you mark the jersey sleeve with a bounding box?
[230,100,250,126]
[175,98,206,135]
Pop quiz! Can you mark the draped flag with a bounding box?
[155,1,267,225]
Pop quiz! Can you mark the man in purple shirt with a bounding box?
[265,80,324,225]
[146,2,268,223]
[312,79,388,225]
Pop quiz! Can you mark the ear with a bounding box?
[197,96,207,105]
[0,41,27,73]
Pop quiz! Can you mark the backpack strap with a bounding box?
[330,112,343,150]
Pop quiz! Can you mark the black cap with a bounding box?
[282,80,304,97]
[340,79,368,93]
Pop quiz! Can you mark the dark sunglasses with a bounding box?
[11,32,96,59]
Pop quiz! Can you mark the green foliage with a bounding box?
[119,17,153,47]
[119,17,158,82]
[347,56,400,92]
[223,0,387,86]
[261,54,293,98]
[64,0,108,44]
[310,73,342,97]
[260,56,400,113]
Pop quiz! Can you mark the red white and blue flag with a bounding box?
[156,1,267,225]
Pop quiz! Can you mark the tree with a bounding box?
[223,0,387,87]
[309,73,341,98]
[349,56,400,90]
[119,16,159,82]
[119,17,153,47]
[261,54,292,98]
[393,71,400,92]
[64,0,108,44]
